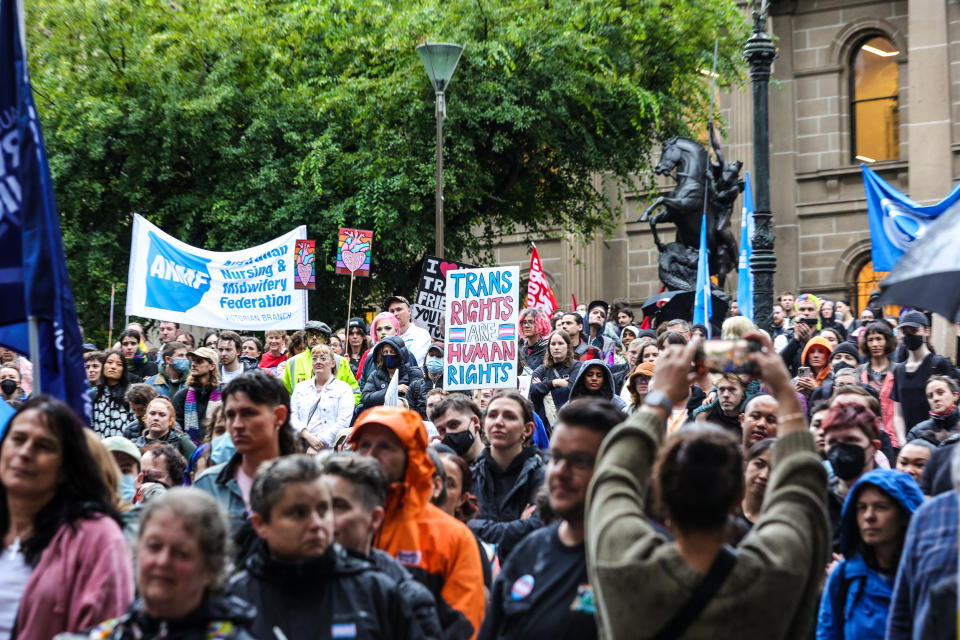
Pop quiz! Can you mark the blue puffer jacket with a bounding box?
[816,469,924,640]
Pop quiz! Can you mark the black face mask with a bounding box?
[903,333,924,351]
[827,442,866,481]
[0,379,16,396]
[442,430,476,457]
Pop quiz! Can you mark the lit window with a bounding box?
[854,259,900,318]
[850,36,900,163]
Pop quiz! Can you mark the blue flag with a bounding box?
[737,171,754,322]
[862,164,960,271]
[693,212,712,337]
[0,0,91,423]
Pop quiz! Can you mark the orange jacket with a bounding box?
[350,406,485,639]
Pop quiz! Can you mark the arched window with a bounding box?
[850,36,900,163]
[853,259,900,319]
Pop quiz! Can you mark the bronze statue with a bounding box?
[640,125,743,292]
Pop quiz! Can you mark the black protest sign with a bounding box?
[412,255,476,340]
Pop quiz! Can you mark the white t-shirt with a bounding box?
[401,324,433,366]
[0,540,33,640]
[220,363,243,385]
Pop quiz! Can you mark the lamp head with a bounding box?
[416,42,464,94]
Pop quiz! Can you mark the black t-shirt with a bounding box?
[479,522,597,640]
[891,353,953,430]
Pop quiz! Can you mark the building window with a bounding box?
[850,36,900,163]
[853,259,900,319]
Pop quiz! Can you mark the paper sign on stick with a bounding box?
[336,228,372,277]
[412,255,476,341]
[295,240,316,290]
[444,266,519,391]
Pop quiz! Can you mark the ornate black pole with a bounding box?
[743,2,777,334]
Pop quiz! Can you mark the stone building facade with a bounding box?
[489,0,956,320]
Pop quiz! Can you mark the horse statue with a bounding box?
[639,131,742,291]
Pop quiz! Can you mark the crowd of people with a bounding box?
[0,290,958,639]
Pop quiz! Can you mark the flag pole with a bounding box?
[108,283,116,348]
[697,37,720,336]
[27,316,40,393]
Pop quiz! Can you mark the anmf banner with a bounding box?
[444,266,519,391]
[126,214,307,330]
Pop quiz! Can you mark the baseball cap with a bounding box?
[102,436,142,469]
[899,310,929,329]
[383,295,411,311]
[187,346,219,364]
[587,299,609,316]
[305,321,332,336]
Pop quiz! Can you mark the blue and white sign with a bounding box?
[862,164,960,271]
[126,214,307,329]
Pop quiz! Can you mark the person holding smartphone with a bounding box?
[779,293,824,377]
[793,337,834,398]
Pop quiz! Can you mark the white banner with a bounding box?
[126,214,307,330]
[444,266,519,391]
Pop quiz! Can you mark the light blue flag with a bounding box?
[737,172,754,322]
[693,213,712,337]
[862,164,960,271]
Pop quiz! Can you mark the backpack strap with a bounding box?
[651,546,738,640]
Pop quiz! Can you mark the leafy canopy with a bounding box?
[26,0,747,341]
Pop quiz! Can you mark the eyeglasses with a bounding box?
[548,451,595,472]
[520,320,535,326]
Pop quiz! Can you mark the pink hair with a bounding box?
[369,312,401,343]
[520,308,552,339]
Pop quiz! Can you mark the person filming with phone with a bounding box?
[778,293,824,376]
[586,333,830,638]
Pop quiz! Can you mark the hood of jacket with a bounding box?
[370,335,412,370]
[839,468,924,555]
[800,336,834,366]
[569,358,615,401]
[348,405,433,518]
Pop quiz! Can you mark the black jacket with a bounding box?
[226,541,419,640]
[520,338,548,374]
[469,446,545,562]
[360,336,424,412]
[364,548,443,640]
[907,409,960,447]
[81,592,257,639]
[408,372,443,420]
[528,362,580,429]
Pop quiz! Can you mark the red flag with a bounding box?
[525,244,559,314]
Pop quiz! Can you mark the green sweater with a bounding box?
[585,407,829,640]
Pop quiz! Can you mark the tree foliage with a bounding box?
[26,0,748,341]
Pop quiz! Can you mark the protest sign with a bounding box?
[126,214,307,330]
[336,228,372,277]
[444,266,519,391]
[295,240,316,290]
[385,370,399,407]
[413,255,475,340]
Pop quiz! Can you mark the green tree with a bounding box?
[26,0,747,343]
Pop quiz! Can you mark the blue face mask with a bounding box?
[383,354,400,369]
[119,474,136,504]
[211,433,236,465]
[425,356,443,374]
[172,357,191,374]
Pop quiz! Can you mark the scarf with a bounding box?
[185,387,221,443]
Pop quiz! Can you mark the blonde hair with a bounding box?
[721,316,757,340]
[311,344,338,376]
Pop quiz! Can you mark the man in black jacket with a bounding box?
[226,454,418,640]
[320,452,443,640]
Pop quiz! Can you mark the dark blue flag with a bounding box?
[0,0,91,423]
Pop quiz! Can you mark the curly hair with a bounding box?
[520,308,552,340]
[822,401,880,441]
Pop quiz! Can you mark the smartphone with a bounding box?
[798,366,812,379]
[801,317,818,327]
[694,339,761,375]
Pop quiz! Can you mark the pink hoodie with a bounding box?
[15,515,134,638]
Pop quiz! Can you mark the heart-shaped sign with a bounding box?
[297,263,312,287]
[342,249,366,273]
[439,261,460,278]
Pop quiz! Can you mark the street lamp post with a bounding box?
[743,2,777,334]
[417,42,464,259]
